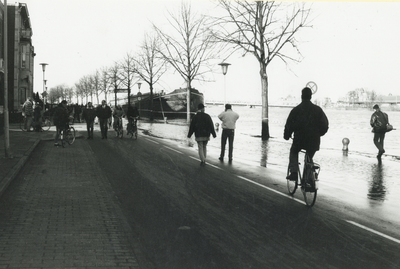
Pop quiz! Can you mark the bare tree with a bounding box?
[99,67,112,103]
[134,34,168,120]
[119,53,138,107]
[108,63,123,107]
[213,1,312,140]
[153,1,217,123]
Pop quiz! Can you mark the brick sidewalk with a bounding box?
[0,128,150,268]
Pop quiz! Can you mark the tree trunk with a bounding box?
[261,72,270,140]
[150,85,154,121]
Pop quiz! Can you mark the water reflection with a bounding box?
[367,163,386,201]
[260,141,269,167]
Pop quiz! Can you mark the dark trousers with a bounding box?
[86,120,94,138]
[289,144,316,174]
[99,118,108,138]
[220,129,235,160]
[373,132,385,152]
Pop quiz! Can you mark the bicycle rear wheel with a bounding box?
[286,167,298,195]
[301,174,317,207]
[66,127,76,145]
[41,118,51,131]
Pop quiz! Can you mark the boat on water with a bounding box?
[129,88,204,120]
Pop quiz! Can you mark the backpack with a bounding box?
[372,111,388,133]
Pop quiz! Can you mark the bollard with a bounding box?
[164,117,168,124]
[215,122,219,132]
[342,138,350,151]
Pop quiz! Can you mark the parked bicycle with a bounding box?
[20,115,51,132]
[286,150,320,207]
[126,117,138,139]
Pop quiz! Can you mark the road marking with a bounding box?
[346,220,400,244]
[188,156,223,170]
[145,138,159,144]
[236,175,306,205]
[164,146,183,154]
[236,175,305,205]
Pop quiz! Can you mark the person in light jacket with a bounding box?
[218,104,239,163]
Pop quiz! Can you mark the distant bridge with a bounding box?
[205,100,294,108]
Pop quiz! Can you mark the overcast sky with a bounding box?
[21,0,400,103]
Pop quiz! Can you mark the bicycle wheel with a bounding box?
[66,127,76,145]
[286,167,298,195]
[301,172,317,207]
[20,117,27,131]
[41,118,51,131]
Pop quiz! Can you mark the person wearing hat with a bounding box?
[370,104,389,159]
[187,103,217,166]
[284,87,329,181]
[218,104,239,163]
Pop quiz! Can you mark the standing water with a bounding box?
[138,105,400,210]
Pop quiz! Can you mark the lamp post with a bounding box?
[218,62,231,106]
[39,63,48,108]
[137,82,142,118]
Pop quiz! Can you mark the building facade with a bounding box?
[8,3,35,111]
[0,2,34,113]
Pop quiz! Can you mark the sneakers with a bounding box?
[54,143,60,147]
[286,173,298,181]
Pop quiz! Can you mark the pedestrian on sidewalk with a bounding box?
[370,104,390,159]
[74,103,82,123]
[218,104,239,163]
[22,97,34,132]
[187,103,217,166]
[284,87,329,182]
[82,102,97,139]
[53,100,69,146]
[97,100,112,139]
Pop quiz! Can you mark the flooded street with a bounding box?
[136,105,400,225]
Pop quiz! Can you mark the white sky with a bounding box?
[20,0,400,103]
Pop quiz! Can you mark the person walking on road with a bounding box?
[97,100,112,139]
[22,97,34,132]
[187,103,217,166]
[218,104,239,163]
[53,100,69,147]
[82,102,97,139]
[284,87,329,181]
[370,104,390,159]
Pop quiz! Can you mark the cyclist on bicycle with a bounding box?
[53,100,70,147]
[126,105,139,132]
[284,87,329,181]
[112,105,125,132]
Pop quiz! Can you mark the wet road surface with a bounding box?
[87,128,400,268]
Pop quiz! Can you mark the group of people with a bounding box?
[51,99,139,145]
[188,86,392,172]
[22,97,45,132]
[187,103,240,166]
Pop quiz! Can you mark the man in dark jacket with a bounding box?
[187,103,217,166]
[370,104,389,158]
[53,100,69,146]
[97,100,112,139]
[82,102,97,139]
[284,87,329,181]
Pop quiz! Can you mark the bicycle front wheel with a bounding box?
[66,127,76,145]
[286,167,298,195]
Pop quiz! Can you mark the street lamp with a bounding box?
[218,62,231,105]
[39,63,48,110]
[137,82,142,118]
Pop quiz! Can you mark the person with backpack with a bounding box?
[370,104,390,159]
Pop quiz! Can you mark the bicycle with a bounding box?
[41,116,52,131]
[126,117,138,139]
[60,124,76,148]
[20,115,51,132]
[287,150,320,207]
[114,116,123,139]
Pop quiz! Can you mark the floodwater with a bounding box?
[137,105,400,214]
